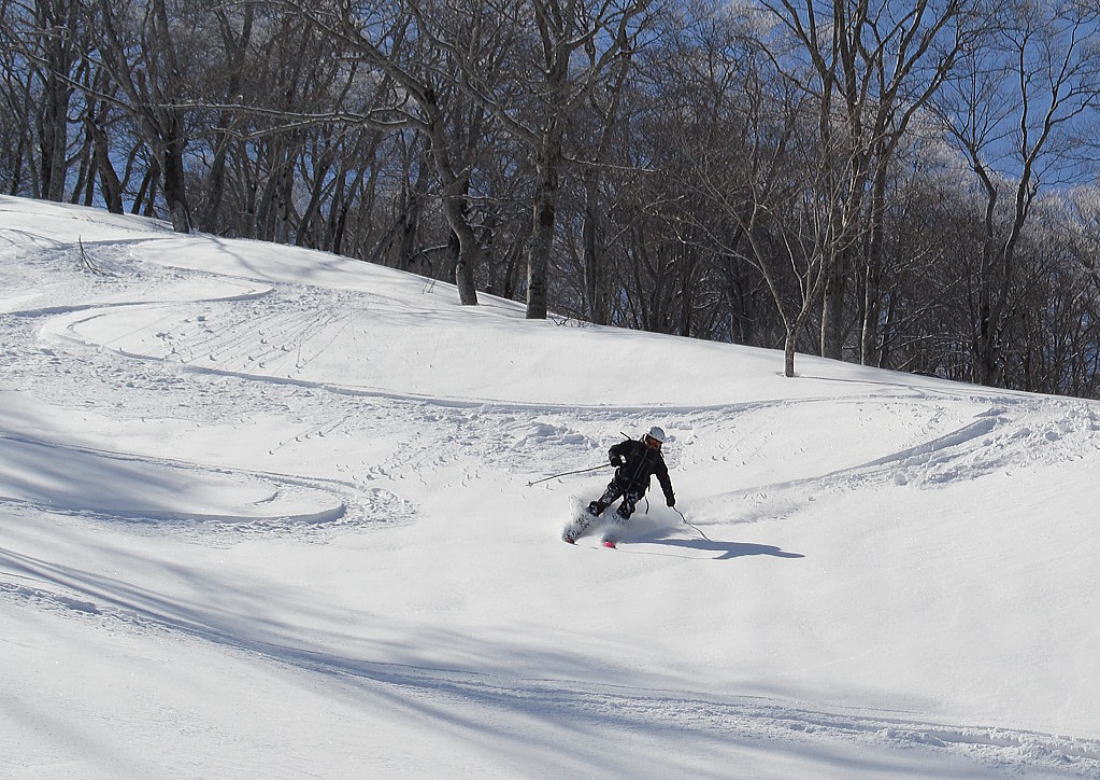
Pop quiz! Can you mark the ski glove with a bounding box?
[666,496,676,507]
[610,455,625,466]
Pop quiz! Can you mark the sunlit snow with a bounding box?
[2,195,1098,778]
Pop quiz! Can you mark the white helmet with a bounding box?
[646,425,666,443]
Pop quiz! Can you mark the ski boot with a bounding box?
[562,514,591,544]
[563,506,600,544]
[601,509,629,548]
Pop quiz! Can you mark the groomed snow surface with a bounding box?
[2,195,1099,779]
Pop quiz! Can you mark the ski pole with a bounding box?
[526,463,607,487]
[674,507,711,541]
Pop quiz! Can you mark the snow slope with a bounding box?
[2,195,1099,778]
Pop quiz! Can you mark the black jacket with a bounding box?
[609,439,675,504]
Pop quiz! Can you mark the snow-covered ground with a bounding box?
[2,194,1099,778]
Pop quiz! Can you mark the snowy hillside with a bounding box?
[2,195,1099,778]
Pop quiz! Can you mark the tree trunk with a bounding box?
[860,162,890,365]
[85,113,123,214]
[70,132,93,205]
[160,134,192,233]
[200,128,233,233]
[784,329,798,378]
[133,157,159,215]
[440,178,480,305]
[201,4,255,232]
[526,133,562,319]
[9,132,26,195]
[582,170,609,325]
[819,255,847,359]
[526,182,555,319]
[396,160,429,271]
[38,68,69,201]
[296,144,334,248]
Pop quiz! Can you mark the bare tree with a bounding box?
[578,31,634,326]
[420,0,657,318]
[79,62,125,212]
[291,0,516,305]
[684,76,856,377]
[0,0,34,195]
[934,0,1100,385]
[753,0,975,361]
[0,0,85,200]
[196,1,255,233]
[92,0,195,232]
[33,0,81,200]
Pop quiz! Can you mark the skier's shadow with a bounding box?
[632,530,805,561]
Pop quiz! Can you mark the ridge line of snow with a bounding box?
[858,416,1001,469]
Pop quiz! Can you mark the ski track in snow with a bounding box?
[4,208,1100,777]
[0,430,416,540]
[13,235,1091,499]
[656,390,1100,529]
[0,256,1089,509]
[6,235,1099,543]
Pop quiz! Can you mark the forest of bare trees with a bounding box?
[5,0,1100,393]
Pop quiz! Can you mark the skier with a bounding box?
[563,426,676,544]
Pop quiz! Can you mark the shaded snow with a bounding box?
[2,195,1099,778]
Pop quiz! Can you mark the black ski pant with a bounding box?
[589,480,644,521]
